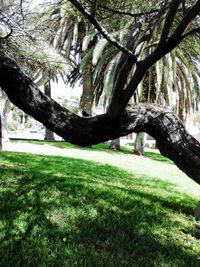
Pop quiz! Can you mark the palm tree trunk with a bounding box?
[134,132,145,155]
[109,138,120,151]
[80,61,93,116]
[134,70,149,155]
[1,91,11,142]
[44,81,55,141]
[0,114,2,154]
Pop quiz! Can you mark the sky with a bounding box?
[51,79,82,101]
[29,0,45,8]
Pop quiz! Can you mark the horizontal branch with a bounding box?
[0,53,200,183]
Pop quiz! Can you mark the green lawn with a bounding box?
[12,139,171,159]
[0,152,200,267]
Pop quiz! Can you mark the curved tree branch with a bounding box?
[0,53,200,183]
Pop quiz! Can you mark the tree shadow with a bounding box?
[0,152,199,267]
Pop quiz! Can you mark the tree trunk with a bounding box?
[44,81,55,141]
[1,54,200,183]
[134,132,145,155]
[109,138,120,151]
[0,114,2,154]
[0,90,11,142]
[80,61,93,117]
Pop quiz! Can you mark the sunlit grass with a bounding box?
[0,152,200,267]
[12,139,169,159]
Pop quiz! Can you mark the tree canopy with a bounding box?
[0,0,200,183]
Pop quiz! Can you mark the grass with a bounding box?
[12,139,110,150]
[0,151,200,266]
[12,139,171,160]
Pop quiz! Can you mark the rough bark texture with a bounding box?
[44,81,55,141]
[0,54,200,183]
[80,61,93,116]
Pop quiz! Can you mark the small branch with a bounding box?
[99,5,159,18]
[182,0,188,14]
[141,0,200,72]
[158,0,182,47]
[170,0,200,39]
[68,0,137,61]
[182,27,200,38]
[91,0,99,17]
[133,2,170,56]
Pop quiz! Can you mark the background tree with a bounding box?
[44,80,55,141]
[0,0,71,142]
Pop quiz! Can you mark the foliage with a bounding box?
[0,0,70,85]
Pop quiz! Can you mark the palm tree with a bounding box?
[44,80,55,141]
[0,1,70,143]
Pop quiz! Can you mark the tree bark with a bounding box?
[0,114,2,154]
[0,90,11,142]
[44,81,55,141]
[0,54,200,183]
[109,138,120,151]
[80,61,93,117]
[134,132,145,155]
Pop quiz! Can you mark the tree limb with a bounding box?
[158,0,182,47]
[140,0,200,76]
[108,3,170,116]
[98,4,159,18]
[90,0,99,17]
[67,0,137,61]
[0,53,200,182]
[169,0,200,40]
[182,27,200,38]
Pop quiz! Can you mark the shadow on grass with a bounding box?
[0,152,199,267]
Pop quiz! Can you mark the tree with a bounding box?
[0,113,2,154]
[0,90,11,142]
[44,80,55,141]
[0,0,200,183]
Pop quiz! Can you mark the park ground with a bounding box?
[0,141,200,266]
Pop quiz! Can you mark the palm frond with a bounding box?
[79,47,94,72]
[92,38,108,66]
[82,31,97,52]
[66,66,82,88]
[102,58,118,107]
